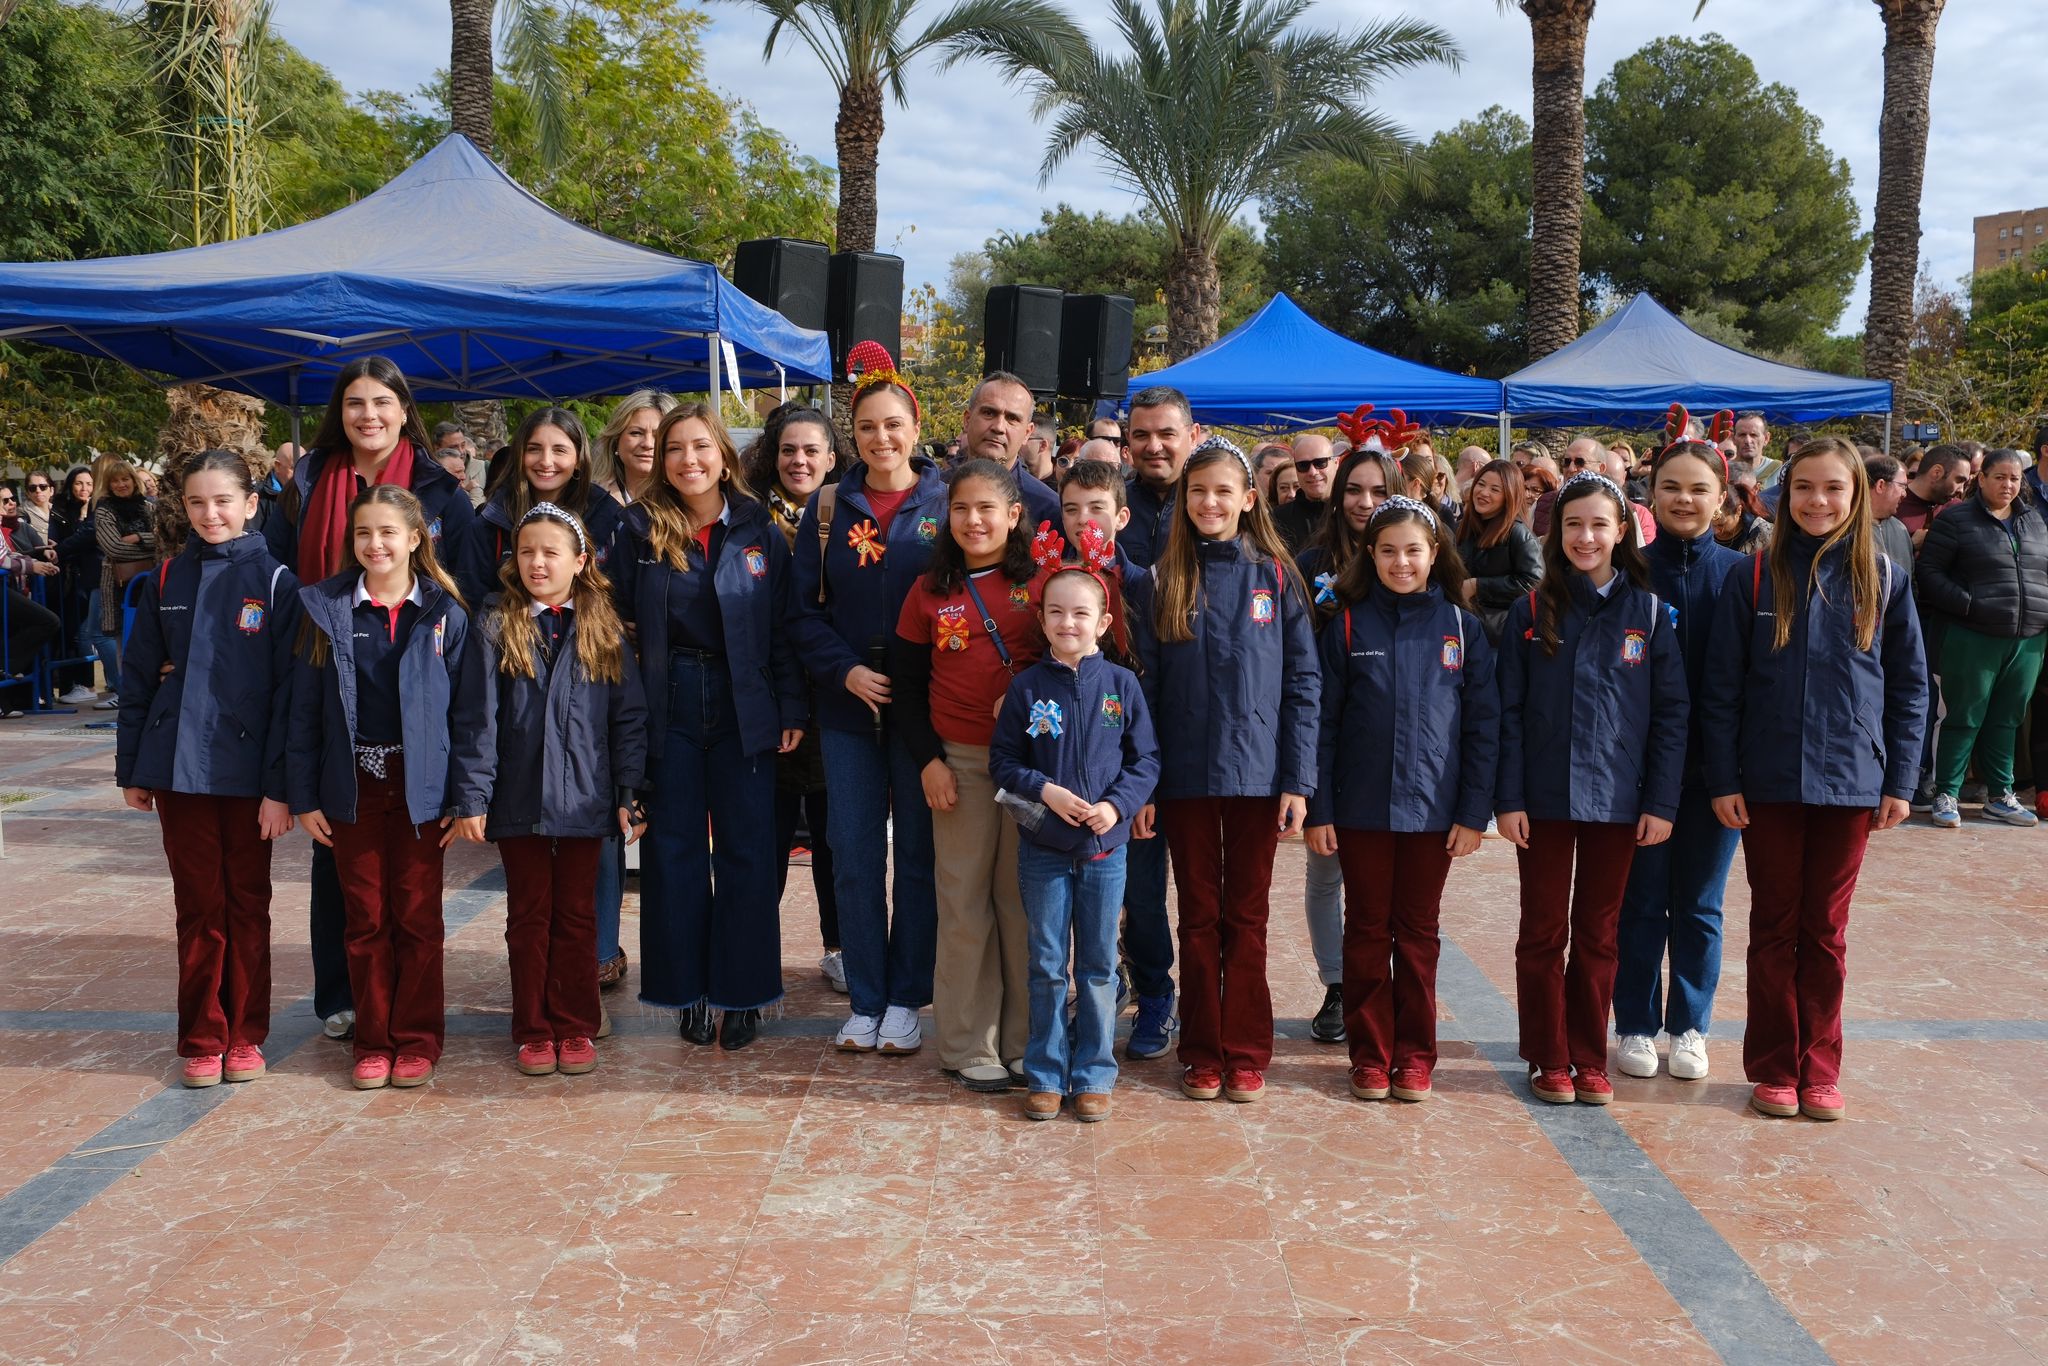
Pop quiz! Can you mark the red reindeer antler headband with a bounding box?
[1659,402,1731,482]
[1333,403,1423,454]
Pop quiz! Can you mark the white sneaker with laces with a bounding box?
[57,685,98,705]
[322,1009,356,1040]
[1667,1029,1709,1080]
[836,1013,880,1051]
[876,1004,922,1054]
[819,950,848,994]
[1615,1034,1660,1078]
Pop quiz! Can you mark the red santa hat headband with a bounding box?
[847,340,920,423]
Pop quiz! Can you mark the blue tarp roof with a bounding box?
[1135,293,1505,427]
[0,134,831,404]
[1503,293,1890,425]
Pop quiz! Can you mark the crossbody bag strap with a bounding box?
[815,483,838,605]
[960,571,1016,672]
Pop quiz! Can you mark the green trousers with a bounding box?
[1936,625,2048,796]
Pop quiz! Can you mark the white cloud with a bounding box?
[271,0,2046,337]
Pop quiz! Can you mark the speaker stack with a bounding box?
[1060,294,1135,401]
[733,238,829,332]
[983,287,1135,403]
[734,240,905,378]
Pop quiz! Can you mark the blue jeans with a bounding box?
[819,725,936,1019]
[1021,842,1125,1096]
[1613,786,1740,1037]
[640,652,782,1012]
[1121,829,1174,997]
[83,588,119,683]
[594,834,624,963]
[1303,844,1343,987]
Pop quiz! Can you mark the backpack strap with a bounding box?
[1752,550,1762,604]
[815,483,838,605]
[1342,604,1351,652]
[269,564,286,610]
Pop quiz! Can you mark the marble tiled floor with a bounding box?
[0,715,2043,1364]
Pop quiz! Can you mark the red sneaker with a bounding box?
[352,1055,392,1090]
[1390,1067,1433,1102]
[1180,1066,1223,1100]
[517,1041,557,1076]
[181,1055,222,1089]
[557,1037,596,1074]
[1348,1065,1391,1101]
[2037,792,2048,821]
[1573,1068,1613,1105]
[222,1044,265,1083]
[1799,1084,1845,1122]
[1750,1083,1799,1117]
[1224,1069,1265,1103]
[1529,1066,1575,1104]
[390,1054,435,1088]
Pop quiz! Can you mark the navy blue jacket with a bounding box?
[1017,466,1062,529]
[447,600,650,838]
[263,444,474,574]
[1496,576,1689,824]
[115,534,300,801]
[1127,537,1321,801]
[1644,528,1746,791]
[287,572,470,825]
[788,458,949,734]
[1310,587,1499,832]
[616,496,804,760]
[450,485,624,606]
[988,651,1161,856]
[1699,534,1927,807]
[1117,475,1177,569]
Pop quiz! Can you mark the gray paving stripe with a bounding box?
[0,861,506,1268]
[1435,939,1830,1366]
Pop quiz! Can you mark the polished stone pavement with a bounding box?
[0,714,2042,1364]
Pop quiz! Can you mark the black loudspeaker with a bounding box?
[1059,294,1135,400]
[734,238,830,332]
[827,252,903,373]
[984,285,1064,394]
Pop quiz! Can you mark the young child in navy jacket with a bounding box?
[117,451,300,1089]
[1700,437,1926,1122]
[1127,438,1321,1105]
[1305,496,1497,1104]
[991,568,1160,1122]
[1496,472,1687,1107]
[288,485,470,1091]
[449,503,648,1077]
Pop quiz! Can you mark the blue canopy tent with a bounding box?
[0,134,831,434]
[1134,293,1506,429]
[1503,293,1892,435]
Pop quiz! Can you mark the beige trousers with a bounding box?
[930,743,1031,1071]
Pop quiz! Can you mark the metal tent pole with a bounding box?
[288,368,302,454]
[1498,411,1512,458]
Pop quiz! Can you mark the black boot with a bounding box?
[1310,984,1345,1044]
[679,1002,716,1046]
[719,1008,760,1051]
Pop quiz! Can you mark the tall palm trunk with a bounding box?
[1523,0,1592,360]
[1164,237,1222,361]
[448,0,504,448]
[1863,0,1944,419]
[834,76,884,254]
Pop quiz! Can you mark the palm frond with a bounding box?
[497,0,572,168]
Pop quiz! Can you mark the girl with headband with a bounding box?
[1495,470,1688,1108]
[1127,435,1320,1105]
[1306,495,1497,1103]
[446,502,648,1078]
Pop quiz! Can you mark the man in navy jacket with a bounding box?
[958,373,1060,526]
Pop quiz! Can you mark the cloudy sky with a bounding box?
[270,0,2044,336]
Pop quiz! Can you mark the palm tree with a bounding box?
[949,0,1461,360]
[718,0,1091,255]
[1863,0,1946,412]
[1498,0,1595,361]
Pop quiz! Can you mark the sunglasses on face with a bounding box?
[1294,455,1333,473]
[1562,456,1595,469]
[26,483,48,492]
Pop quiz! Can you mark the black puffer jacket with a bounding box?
[1915,494,2048,639]
[1456,519,1543,642]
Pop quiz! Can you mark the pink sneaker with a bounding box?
[222,1044,265,1083]
[1799,1084,1845,1122]
[1573,1068,1613,1105]
[1750,1083,1799,1117]
[1530,1066,1575,1104]
[1390,1066,1433,1102]
[1180,1066,1223,1100]
[181,1055,222,1088]
[1348,1065,1391,1100]
[352,1055,392,1090]
[557,1037,596,1074]
[390,1054,435,1088]
[517,1041,557,1076]
[1223,1069,1265,1103]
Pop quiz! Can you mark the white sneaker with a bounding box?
[819,950,848,994]
[1667,1029,1709,1080]
[596,1004,613,1039]
[1615,1034,1660,1078]
[92,697,120,710]
[322,1009,356,1040]
[876,1005,922,1054]
[835,1013,880,1051]
[57,685,98,705]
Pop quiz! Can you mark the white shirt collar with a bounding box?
[1592,571,1621,598]
[529,598,574,617]
[353,573,426,608]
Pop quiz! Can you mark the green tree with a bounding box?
[948,0,1461,360]
[1584,35,1866,352]
[1263,108,1535,377]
